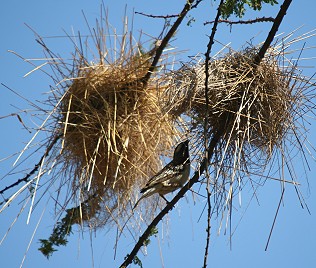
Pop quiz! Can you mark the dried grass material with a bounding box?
[161,64,198,117]
[58,52,177,227]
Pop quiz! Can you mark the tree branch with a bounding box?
[254,0,292,65]
[141,0,202,86]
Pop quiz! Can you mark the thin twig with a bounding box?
[0,134,61,196]
[203,1,224,267]
[203,179,212,268]
[204,17,274,26]
[135,11,179,19]
[265,187,285,251]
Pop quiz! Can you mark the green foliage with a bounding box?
[122,227,158,267]
[143,226,158,246]
[132,256,143,268]
[123,255,143,268]
[38,239,57,258]
[38,208,79,258]
[186,15,196,27]
[220,0,278,19]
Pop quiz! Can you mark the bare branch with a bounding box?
[203,1,224,267]
[254,0,292,64]
[204,16,275,25]
[135,11,179,19]
[265,188,285,251]
[203,179,212,268]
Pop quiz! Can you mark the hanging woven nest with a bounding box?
[56,47,180,227]
[164,46,297,156]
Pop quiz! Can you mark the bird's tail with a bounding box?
[132,196,143,211]
[132,187,156,210]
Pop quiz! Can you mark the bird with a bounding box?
[133,140,190,209]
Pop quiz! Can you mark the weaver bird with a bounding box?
[133,140,190,209]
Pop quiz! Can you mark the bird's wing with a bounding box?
[142,161,186,190]
[142,162,172,188]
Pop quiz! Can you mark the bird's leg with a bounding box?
[160,194,169,203]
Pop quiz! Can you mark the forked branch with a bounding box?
[141,0,202,86]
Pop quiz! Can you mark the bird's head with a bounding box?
[173,140,190,165]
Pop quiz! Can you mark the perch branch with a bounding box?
[254,0,292,65]
[120,127,224,268]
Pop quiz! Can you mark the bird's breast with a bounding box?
[179,163,190,186]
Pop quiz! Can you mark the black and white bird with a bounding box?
[133,140,190,209]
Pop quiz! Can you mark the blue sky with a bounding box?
[1,1,316,267]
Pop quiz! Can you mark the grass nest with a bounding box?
[165,46,299,156]
[56,49,179,227]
